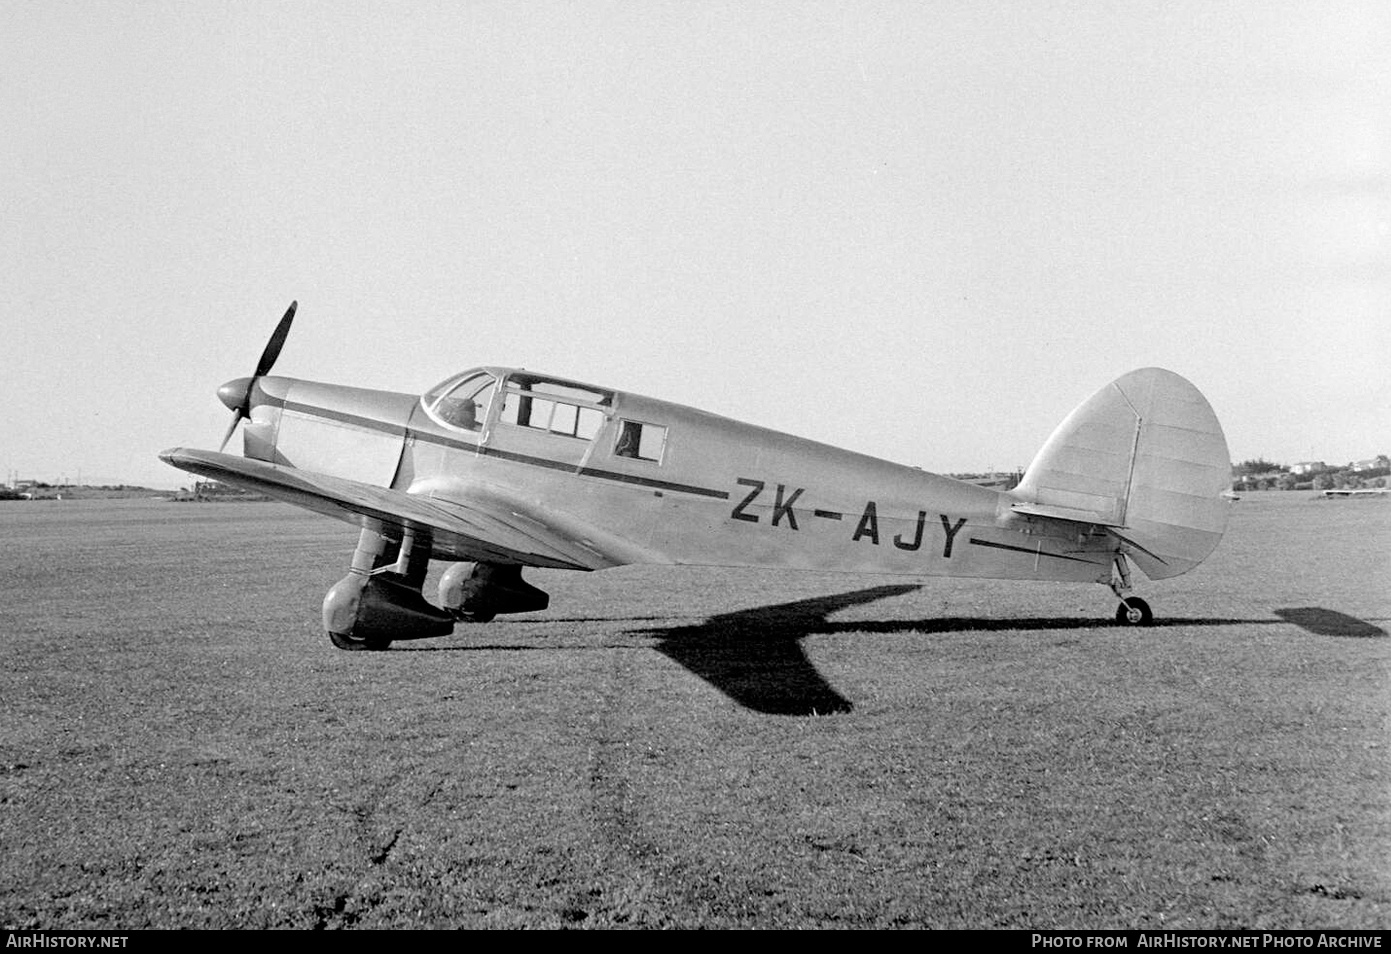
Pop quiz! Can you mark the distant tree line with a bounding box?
[1232,457,1389,492]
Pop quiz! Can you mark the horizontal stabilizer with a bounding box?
[1010,502,1126,528]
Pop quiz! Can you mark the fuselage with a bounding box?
[234,367,1118,583]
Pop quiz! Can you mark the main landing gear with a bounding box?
[322,528,549,650]
[1107,554,1153,626]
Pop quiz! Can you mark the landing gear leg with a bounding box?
[323,528,455,650]
[1107,554,1153,626]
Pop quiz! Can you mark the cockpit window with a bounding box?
[426,372,496,432]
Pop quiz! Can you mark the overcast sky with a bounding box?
[3,1,1387,489]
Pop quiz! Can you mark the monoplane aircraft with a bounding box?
[161,303,1232,650]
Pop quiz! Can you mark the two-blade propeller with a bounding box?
[217,301,297,452]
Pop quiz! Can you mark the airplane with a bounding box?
[160,302,1233,651]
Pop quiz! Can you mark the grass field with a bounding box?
[2,494,1388,929]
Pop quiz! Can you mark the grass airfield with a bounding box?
[2,493,1388,929]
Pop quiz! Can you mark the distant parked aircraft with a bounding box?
[161,303,1233,650]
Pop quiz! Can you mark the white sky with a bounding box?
[3,1,1387,489]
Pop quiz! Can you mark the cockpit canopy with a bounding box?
[422,368,615,438]
[423,370,494,431]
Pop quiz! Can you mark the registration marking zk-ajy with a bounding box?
[727,475,1103,565]
[729,476,969,558]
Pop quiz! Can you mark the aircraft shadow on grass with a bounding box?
[625,585,1272,716]
[628,592,1386,716]
[1273,608,1387,638]
[633,584,922,717]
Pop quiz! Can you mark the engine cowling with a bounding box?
[438,562,549,623]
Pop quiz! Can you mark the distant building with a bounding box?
[1290,461,1325,475]
[1351,456,1390,473]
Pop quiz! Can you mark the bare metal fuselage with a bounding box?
[237,372,1116,584]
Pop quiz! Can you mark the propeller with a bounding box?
[217,301,297,452]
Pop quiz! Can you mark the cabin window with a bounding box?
[499,385,606,440]
[551,401,578,435]
[428,373,495,432]
[614,420,666,462]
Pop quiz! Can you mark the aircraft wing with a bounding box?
[159,447,662,571]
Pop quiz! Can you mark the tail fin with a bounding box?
[1013,368,1231,580]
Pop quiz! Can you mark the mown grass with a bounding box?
[1,494,1387,928]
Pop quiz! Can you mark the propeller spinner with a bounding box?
[218,300,297,452]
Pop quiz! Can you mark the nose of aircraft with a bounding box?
[218,377,255,412]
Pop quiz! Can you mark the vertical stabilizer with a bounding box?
[1014,368,1231,580]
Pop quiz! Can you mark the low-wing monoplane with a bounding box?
[161,303,1232,650]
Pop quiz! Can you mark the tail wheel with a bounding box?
[1115,597,1153,626]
